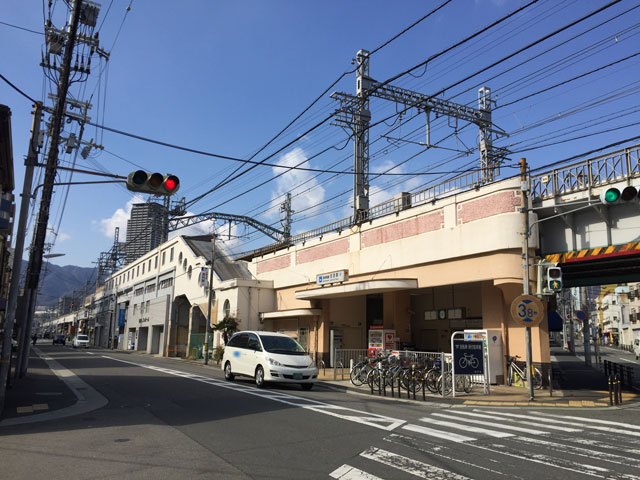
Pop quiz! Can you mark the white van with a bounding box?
[221,331,318,390]
[634,338,640,360]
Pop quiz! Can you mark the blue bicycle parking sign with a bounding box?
[453,339,484,375]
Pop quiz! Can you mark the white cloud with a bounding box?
[56,232,71,242]
[95,195,144,238]
[267,147,326,220]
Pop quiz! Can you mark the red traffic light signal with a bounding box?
[126,170,180,196]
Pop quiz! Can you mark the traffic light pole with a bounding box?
[520,158,535,401]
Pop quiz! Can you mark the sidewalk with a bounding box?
[2,345,638,426]
[317,345,639,408]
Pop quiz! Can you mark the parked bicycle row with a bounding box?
[348,352,478,396]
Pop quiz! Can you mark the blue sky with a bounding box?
[2,0,640,272]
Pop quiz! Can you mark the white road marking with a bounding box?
[384,434,517,478]
[529,411,640,431]
[617,357,637,364]
[475,410,640,438]
[330,464,383,480]
[402,423,476,443]
[360,447,472,479]
[431,412,549,435]
[470,442,616,478]
[419,417,513,438]
[513,435,640,470]
[455,410,582,432]
[102,355,405,431]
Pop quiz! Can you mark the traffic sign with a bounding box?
[576,310,586,320]
[510,294,545,327]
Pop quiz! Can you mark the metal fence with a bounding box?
[332,349,452,381]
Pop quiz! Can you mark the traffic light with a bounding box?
[599,186,638,205]
[546,266,562,292]
[126,170,180,196]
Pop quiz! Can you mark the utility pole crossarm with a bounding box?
[168,212,287,242]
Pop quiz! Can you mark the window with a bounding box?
[162,252,166,265]
[183,259,187,271]
[187,265,192,279]
[133,304,138,315]
[140,302,145,314]
[142,263,145,275]
[146,300,150,312]
[154,256,158,268]
[247,334,262,351]
[170,247,174,262]
[223,299,231,319]
[135,288,144,296]
[159,278,173,289]
[227,333,248,348]
[145,284,156,294]
[148,259,152,271]
[136,266,140,276]
[179,252,183,265]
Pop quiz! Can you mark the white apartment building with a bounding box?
[102,234,272,357]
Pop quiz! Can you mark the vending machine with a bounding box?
[368,327,396,357]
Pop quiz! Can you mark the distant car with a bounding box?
[634,338,640,360]
[73,334,90,349]
[53,334,66,346]
[221,331,318,390]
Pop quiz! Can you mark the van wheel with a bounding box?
[255,366,265,388]
[224,362,234,381]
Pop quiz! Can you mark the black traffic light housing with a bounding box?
[126,170,180,196]
[599,185,639,205]
[546,266,563,292]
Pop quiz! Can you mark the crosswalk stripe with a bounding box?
[419,417,514,438]
[330,464,383,480]
[513,436,640,469]
[360,447,472,479]
[402,423,476,443]
[431,412,549,435]
[474,409,640,438]
[531,411,640,431]
[456,410,582,432]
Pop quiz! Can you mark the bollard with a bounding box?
[370,374,374,395]
[391,374,395,397]
[398,375,402,399]
[411,365,417,400]
[616,374,622,404]
[382,371,386,397]
[406,372,410,399]
[422,375,426,401]
[608,375,614,406]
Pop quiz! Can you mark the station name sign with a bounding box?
[316,269,349,286]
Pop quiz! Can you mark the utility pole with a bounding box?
[203,235,216,365]
[14,0,83,378]
[0,103,42,411]
[520,158,534,401]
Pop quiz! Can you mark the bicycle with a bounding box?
[506,355,542,389]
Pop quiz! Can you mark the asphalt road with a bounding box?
[1,345,639,480]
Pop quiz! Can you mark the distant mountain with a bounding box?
[20,260,96,307]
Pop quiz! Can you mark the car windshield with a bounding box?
[77,335,88,341]
[259,335,306,355]
[55,334,64,339]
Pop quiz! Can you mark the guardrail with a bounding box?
[531,143,640,200]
